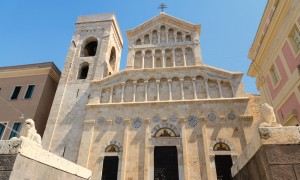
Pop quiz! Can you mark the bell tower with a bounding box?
[42,13,123,162]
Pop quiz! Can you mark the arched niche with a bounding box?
[152,30,158,44]
[135,38,142,45]
[159,78,169,101]
[175,48,184,66]
[171,77,181,100]
[176,32,183,42]
[124,80,134,102]
[213,142,231,151]
[185,35,192,41]
[144,34,150,44]
[185,47,194,66]
[168,29,175,42]
[134,51,143,69]
[78,62,89,79]
[105,144,120,152]
[144,50,152,68]
[136,79,145,102]
[165,49,173,67]
[154,128,176,137]
[160,25,166,43]
[183,76,193,99]
[81,37,98,57]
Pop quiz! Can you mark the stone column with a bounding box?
[166,30,169,43]
[192,78,197,99]
[109,86,113,103]
[132,53,135,69]
[142,51,145,69]
[162,50,165,68]
[133,81,137,102]
[156,80,160,101]
[204,78,210,99]
[172,49,176,67]
[217,80,223,98]
[180,78,184,100]
[144,80,148,102]
[152,51,155,68]
[121,82,125,102]
[150,34,152,44]
[168,79,172,100]
[158,30,161,44]
[183,50,187,66]
[148,147,155,180]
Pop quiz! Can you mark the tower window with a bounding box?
[78,63,89,79]
[186,35,192,41]
[10,86,22,100]
[24,85,35,99]
[9,122,22,139]
[82,37,98,57]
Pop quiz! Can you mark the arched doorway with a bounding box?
[213,142,233,180]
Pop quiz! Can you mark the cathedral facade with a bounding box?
[42,13,260,180]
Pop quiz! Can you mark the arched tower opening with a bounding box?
[78,62,89,79]
[81,37,98,57]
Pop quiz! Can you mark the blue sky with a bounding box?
[0,0,267,94]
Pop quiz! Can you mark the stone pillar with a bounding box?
[132,53,135,69]
[156,80,160,101]
[109,86,113,103]
[133,81,137,102]
[166,30,169,43]
[152,51,155,68]
[172,49,176,67]
[217,80,223,98]
[183,50,187,66]
[120,120,129,180]
[121,82,125,102]
[144,120,150,179]
[168,79,172,100]
[204,78,210,99]
[158,30,161,44]
[150,34,152,44]
[180,78,184,100]
[77,120,95,167]
[162,50,165,68]
[192,78,197,99]
[142,51,145,69]
[181,119,189,179]
[148,147,154,180]
[144,80,148,102]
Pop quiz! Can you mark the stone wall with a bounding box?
[232,126,300,180]
[0,139,92,180]
[233,144,300,180]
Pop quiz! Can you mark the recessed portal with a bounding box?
[101,156,118,180]
[215,155,233,180]
[154,146,179,180]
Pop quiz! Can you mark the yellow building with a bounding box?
[248,0,300,126]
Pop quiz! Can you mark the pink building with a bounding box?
[248,0,300,125]
[0,62,60,140]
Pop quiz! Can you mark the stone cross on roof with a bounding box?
[158,3,167,12]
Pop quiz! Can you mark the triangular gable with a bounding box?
[126,12,201,39]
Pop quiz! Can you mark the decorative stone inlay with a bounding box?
[98,117,106,124]
[115,116,123,124]
[188,115,198,127]
[132,117,142,128]
[207,112,216,121]
[169,115,178,122]
[227,112,236,120]
[152,115,161,123]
